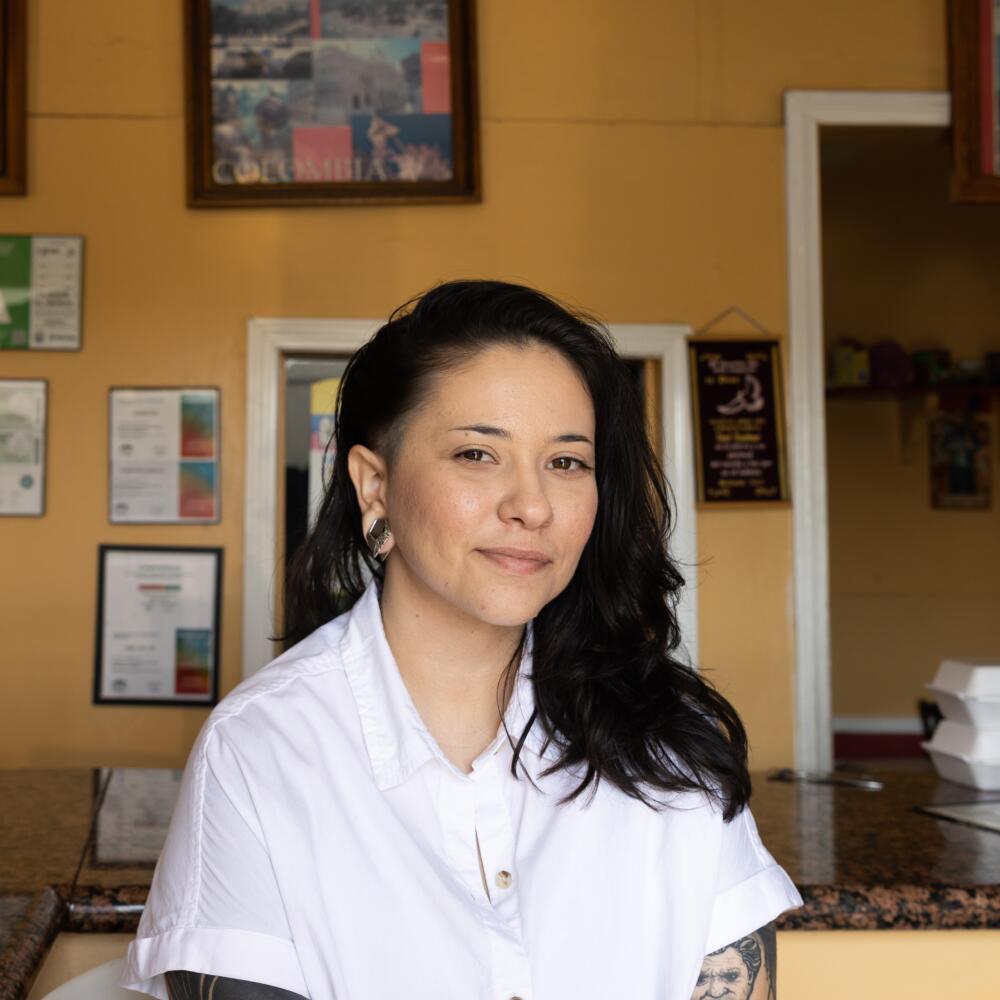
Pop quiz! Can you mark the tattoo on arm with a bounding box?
[690,920,777,1000]
[164,971,308,1000]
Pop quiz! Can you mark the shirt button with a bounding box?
[495,869,513,889]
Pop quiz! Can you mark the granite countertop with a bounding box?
[2,760,999,998]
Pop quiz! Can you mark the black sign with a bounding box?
[688,339,789,504]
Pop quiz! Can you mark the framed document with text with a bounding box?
[109,387,221,524]
[0,235,83,350]
[688,338,790,507]
[0,377,46,515]
[93,545,223,706]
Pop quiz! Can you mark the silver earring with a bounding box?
[365,517,392,561]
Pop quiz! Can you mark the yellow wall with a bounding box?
[0,0,949,769]
[822,131,1000,718]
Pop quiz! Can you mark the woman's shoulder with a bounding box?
[201,612,357,749]
[627,743,739,825]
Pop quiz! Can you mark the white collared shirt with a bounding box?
[121,575,803,1000]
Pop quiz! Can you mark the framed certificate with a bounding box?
[109,387,221,524]
[0,377,46,515]
[0,235,84,350]
[93,545,223,706]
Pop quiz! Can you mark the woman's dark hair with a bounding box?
[278,279,751,821]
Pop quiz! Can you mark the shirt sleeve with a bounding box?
[703,801,804,955]
[119,723,310,999]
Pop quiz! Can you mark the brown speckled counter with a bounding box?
[2,761,999,999]
[750,760,1000,930]
[0,768,108,1000]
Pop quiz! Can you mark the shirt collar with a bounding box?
[339,575,559,791]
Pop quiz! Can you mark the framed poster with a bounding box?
[688,339,790,506]
[0,0,26,196]
[93,545,223,706]
[185,0,480,206]
[949,0,1000,201]
[0,235,84,350]
[0,377,45,515]
[109,387,221,524]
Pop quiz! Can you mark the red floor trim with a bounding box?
[833,731,927,758]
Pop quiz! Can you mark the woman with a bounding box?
[121,280,802,1000]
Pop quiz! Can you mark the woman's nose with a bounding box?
[497,469,554,526]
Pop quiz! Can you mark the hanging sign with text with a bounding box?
[688,339,789,505]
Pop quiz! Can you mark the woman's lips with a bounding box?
[478,550,551,575]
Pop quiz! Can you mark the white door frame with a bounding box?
[784,89,951,771]
[243,318,699,681]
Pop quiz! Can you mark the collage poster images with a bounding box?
[110,389,220,523]
[210,0,453,184]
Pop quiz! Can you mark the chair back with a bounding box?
[38,957,142,1000]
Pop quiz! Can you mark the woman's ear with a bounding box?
[347,443,388,517]
[347,444,395,556]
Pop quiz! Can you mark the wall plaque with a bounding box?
[688,339,789,505]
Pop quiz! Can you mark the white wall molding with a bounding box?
[832,716,924,734]
[243,318,698,680]
[784,90,950,770]
[244,318,382,682]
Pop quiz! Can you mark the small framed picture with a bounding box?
[109,387,221,524]
[185,0,480,206]
[929,406,991,509]
[949,0,1000,200]
[93,544,223,706]
[0,377,46,516]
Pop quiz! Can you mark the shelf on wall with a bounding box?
[825,383,998,462]
[826,384,1000,398]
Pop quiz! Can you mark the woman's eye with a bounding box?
[456,448,493,463]
[552,456,592,472]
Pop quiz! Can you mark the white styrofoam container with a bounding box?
[930,659,1000,698]
[922,719,1000,789]
[921,742,1000,790]
[927,719,1000,758]
[925,683,1000,728]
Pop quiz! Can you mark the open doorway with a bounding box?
[784,91,949,772]
[784,90,1000,772]
[820,125,1000,768]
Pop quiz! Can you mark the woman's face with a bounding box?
[362,343,599,627]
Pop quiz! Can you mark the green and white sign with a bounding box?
[0,235,83,350]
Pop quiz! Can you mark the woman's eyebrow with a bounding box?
[448,424,593,445]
